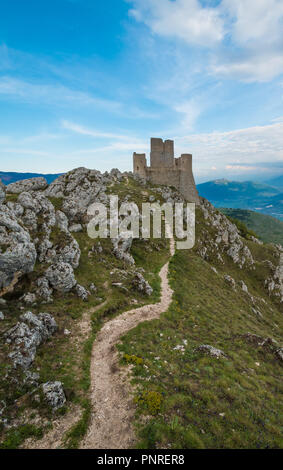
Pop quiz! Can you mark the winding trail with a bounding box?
[81,237,175,449]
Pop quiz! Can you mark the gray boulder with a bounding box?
[45,262,77,292]
[5,312,57,369]
[240,280,248,293]
[36,277,53,302]
[18,191,56,232]
[7,177,48,194]
[21,292,37,305]
[0,241,37,292]
[0,180,6,204]
[69,223,83,233]
[58,238,81,269]
[195,345,226,359]
[0,206,37,291]
[132,272,153,296]
[56,210,69,232]
[224,274,236,289]
[45,167,107,222]
[76,284,89,301]
[42,381,66,410]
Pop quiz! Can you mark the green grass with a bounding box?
[5,193,19,203]
[47,197,63,211]
[0,424,43,449]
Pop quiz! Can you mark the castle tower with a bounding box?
[164,140,174,168]
[133,152,147,178]
[150,138,164,168]
[133,138,199,203]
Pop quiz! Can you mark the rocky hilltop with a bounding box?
[0,168,282,449]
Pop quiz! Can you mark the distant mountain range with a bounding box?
[197,178,283,221]
[0,171,62,185]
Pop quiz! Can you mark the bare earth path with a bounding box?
[81,237,175,449]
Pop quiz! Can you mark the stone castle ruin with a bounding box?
[133,138,199,203]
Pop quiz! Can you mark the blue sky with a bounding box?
[0,0,283,182]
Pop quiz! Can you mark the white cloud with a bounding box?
[129,0,224,46]
[222,0,283,47]
[128,0,283,82]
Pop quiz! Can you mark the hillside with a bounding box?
[0,171,62,186]
[219,208,283,245]
[265,175,283,192]
[197,179,283,221]
[0,169,282,449]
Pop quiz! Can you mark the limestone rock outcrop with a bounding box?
[0,180,6,204]
[198,198,254,268]
[45,167,112,223]
[7,177,48,194]
[5,311,57,369]
[0,205,37,292]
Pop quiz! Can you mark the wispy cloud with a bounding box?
[174,99,202,131]
[61,120,131,140]
[0,76,122,111]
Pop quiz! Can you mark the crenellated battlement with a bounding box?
[133,138,199,203]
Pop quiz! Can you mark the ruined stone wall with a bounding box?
[146,168,181,188]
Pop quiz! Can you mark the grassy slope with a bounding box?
[0,177,170,448]
[118,207,283,449]
[220,208,283,245]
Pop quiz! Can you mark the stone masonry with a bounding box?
[133,138,199,203]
